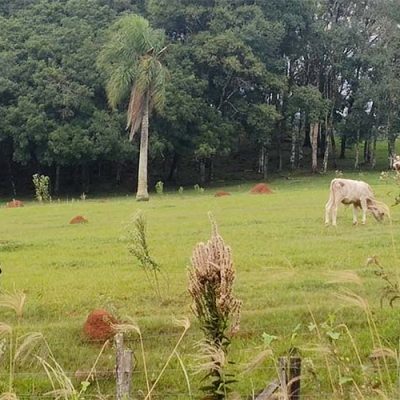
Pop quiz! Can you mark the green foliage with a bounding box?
[289,85,329,124]
[97,13,167,136]
[369,256,400,307]
[32,174,51,202]
[1,0,400,191]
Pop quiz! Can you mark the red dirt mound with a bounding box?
[83,309,117,342]
[6,199,24,208]
[70,215,88,224]
[250,183,273,194]
[215,191,231,197]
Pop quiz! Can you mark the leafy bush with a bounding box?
[155,181,164,195]
[32,174,51,202]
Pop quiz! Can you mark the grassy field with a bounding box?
[1,171,400,399]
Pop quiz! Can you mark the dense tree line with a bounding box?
[0,0,399,195]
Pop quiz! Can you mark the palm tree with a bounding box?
[98,15,167,201]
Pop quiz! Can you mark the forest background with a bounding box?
[1,0,399,196]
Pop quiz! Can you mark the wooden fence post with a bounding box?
[115,333,133,400]
[288,356,301,400]
[278,357,288,398]
[240,356,303,400]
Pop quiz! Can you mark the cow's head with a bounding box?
[368,203,390,222]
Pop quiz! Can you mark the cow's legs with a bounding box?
[360,198,368,224]
[352,205,358,225]
[325,196,333,225]
[331,202,338,226]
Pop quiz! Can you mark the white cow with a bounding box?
[325,178,389,226]
[393,155,400,173]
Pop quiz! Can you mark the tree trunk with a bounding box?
[388,124,396,169]
[136,96,150,201]
[263,147,269,180]
[7,157,17,197]
[81,163,89,193]
[371,136,377,169]
[310,122,319,173]
[290,124,297,170]
[354,129,360,169]
[363,140,368,164]
[116,162,122,184]
[303,114,311,147]
[199,160,206,185]
[331,132,337,169]
[297,113,304,167]
[259,144,269,179]
[167,152,179,183]
[276,131,282,171]
[207,158,214,182]
[323,128,330,173]
[55,164,60,194]
[340,134,346,159]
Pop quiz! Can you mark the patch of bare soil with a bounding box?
[214,191,231,197]
[6,199,24,208]
[250,183,273,194]
[83,309,117,342]
[70,215,88,224]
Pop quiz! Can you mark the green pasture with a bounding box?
[1,172,400,399]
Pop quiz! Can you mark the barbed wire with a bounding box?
[5,395,334,399]
[1,360,397,379]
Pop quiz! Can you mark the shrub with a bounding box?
[32,174,51,202]
[155,181,164,195]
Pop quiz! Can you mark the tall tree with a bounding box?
[98,14,167,200]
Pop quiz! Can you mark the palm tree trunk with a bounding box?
[136,96,150,201]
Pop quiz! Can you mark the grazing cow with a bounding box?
[393,155,400,173]
[325,178,389,226]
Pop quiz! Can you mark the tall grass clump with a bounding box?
[303,269,400,399]
[37,339,109,400]
[0,290,46,398]
[188,214,242,399]
[125,211,165,301]
[113,317,191,400]
[32,174,51,202]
